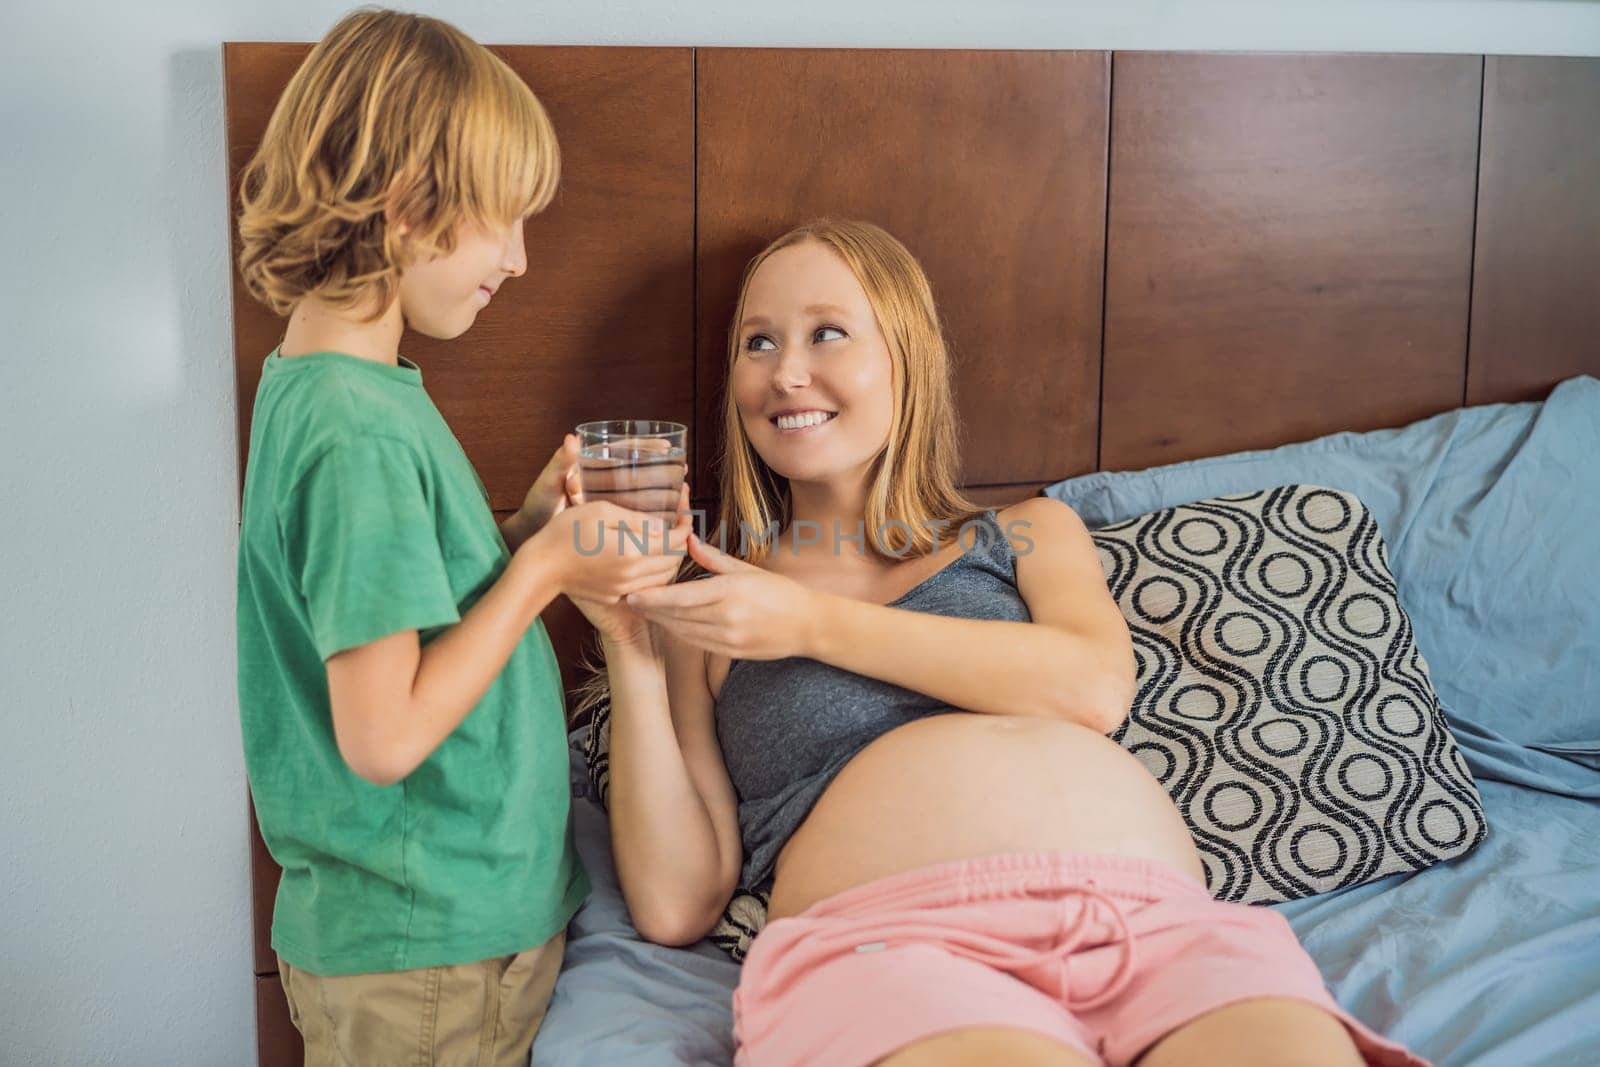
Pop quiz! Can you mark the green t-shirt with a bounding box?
[236,345,587,977]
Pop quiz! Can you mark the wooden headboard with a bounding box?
[225,45,1600,1064]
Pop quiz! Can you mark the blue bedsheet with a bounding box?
[532,377,1600,1067]
[535,771,739,1066]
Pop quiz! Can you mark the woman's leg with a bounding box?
[1132,997,1364,1067]
[1062,857,1425,1067]
[877,1026,1103,1067]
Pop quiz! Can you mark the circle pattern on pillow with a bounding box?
[1094,485,1486,905]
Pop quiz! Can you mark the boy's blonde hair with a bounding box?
[236,6,560,320]
[714,218,984,564]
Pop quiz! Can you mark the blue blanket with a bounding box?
[532,376,1600,1067]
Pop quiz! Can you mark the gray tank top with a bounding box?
[713,508,1032,891]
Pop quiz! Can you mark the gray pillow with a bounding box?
[583,484,1487,954]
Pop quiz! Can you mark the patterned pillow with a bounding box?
[581,483,1487,955]
[1096,485,1485,904]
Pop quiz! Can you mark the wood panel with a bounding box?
[249,801,281,975]
[225,45,696,511]
[695,49,1109,490]
[961,482,1050,508]
[255,973,302,1066]
[224,43,305,503]
[1468,56,1600,405]
[1101,53,1482,470]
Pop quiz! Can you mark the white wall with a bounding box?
[2,1,1596,1063]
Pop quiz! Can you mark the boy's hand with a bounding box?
[567,481,693,650]
[515,433,582,536]
[531,492,691,605]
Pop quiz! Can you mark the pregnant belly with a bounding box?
[765,712,1206,921]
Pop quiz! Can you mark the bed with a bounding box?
[224,44,1600,1064]
[532,378,1600,1066]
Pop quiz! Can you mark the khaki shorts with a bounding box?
[278,930,567,1066]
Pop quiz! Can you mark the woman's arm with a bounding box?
[808,498,1134,732]
[602,630,745,945]
[630,497,1134,734]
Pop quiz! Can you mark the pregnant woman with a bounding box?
[574,219,1425,1067]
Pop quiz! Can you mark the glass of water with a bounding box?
[575,420,688,522]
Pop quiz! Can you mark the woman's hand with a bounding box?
[569,591,657,653]
[624,533,819,660]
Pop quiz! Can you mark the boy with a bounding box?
[234,9,685,1063]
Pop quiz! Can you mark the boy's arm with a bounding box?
[322,503,687,787]
[288,434,681,786]
[325,540,561,787]
[288,433,560,785]
[498,509,538,554]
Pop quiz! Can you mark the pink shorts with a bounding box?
[731,852,1429,1067]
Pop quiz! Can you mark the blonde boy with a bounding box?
[234,9,684,1062]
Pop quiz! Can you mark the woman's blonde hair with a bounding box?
[714,218,984,564]
[572,219,985,727]
[235,6,560,319]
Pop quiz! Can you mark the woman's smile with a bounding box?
[772,409,839,434]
